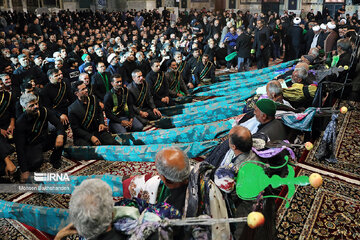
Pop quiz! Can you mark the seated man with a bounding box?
[68,81,119,146]
[91,62,112,103]
[0,143,16,180]
[283,67,317,107]
[254,99,288,141]
[55,179,125,240]
[41,69,73,127]
[193,54,215,86]
[165,59,189,98]
[146,59,173,108]
[104,74,144,134]
[336,38,351,67]
[206,99,288,168]
[15,93,66,182]
[123,147,231,239]
[127,69,162,124]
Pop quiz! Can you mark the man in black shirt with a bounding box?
[91,62,112,103]
[127,69,162,124]
[15,93,66,182]
[68,81,119,146]
[41,69,73,127]
[104,74,143,134]
[146,59,173,108]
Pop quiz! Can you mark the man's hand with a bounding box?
[54,223,78,240]
[121,120,131,128]
[161,96,170,104]
[153,108,162,117]
[260,45,264,50]
[187,83,194,89]
[98,124,107,132]
[177,93,184,97]
[99,102,104,109]
[0,129,8,138]
[91,136,101,146]
[60,114,69,125]
[55,135,64,148]
[7,124,15,135]
[4,157,16,176]
[20,171,30,183]
[139,111,149,118]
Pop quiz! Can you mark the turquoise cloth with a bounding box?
[0,200,69,235]
[115,119,234,145]
[36,175,123,197]
[64,140,219,161]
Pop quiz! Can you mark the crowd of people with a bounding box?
[0,6,358,239]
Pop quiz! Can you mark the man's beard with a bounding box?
[80,95,88,102]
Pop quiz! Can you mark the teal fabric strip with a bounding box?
[154,102,245,128]
[36,175,123,197]
[115,119,234,145]
[64,140,219,161]
[0,199,69,235]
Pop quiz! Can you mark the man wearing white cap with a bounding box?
[106,53,122,75]
[287,17,304,60]
[310,25,321,49]
[324,22,339,54]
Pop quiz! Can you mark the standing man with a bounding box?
[16,93,66,182]
[236,27,252,72]
[104,74,144,134]
[223,26,238,71]
[127,69,162,124]
[252,19,271,69]
[68,81,119,146]
[287,17,305,60]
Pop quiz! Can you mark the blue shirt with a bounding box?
[224,32,238,47]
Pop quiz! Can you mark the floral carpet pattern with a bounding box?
[276,169,360,240]
[304,101,360,180]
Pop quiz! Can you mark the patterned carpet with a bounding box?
[276,169,360,240]
[304,101,360,180]
[276,101,360,239]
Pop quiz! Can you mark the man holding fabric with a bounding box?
[104,74,144,134]
[68,81,119,146]
[128,69,162,124]
[91,62,112,103]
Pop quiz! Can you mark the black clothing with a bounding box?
[91,71,112,102]
[41,79,73,117]
[104,87,135,123]
[15,107,66,172]
[122,60,137,85]
[0,91,16,130]
[127,81,160,121]
[193,61,215,85]
[236,32,252,58]
[93,228,126,240]
[287,25,304,60]
[68,97,118,146]
[253,27,271,69]
[145,70,171,107]
[136,60,151,77]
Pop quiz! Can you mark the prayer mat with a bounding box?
[304,101,360,180]
[276,168,360,239]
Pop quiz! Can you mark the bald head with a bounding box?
[155,147,190,184]
[229,126,252,153]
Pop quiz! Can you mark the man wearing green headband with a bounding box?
[254,99,287,141]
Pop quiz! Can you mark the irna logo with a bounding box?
[34,173,70,182]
